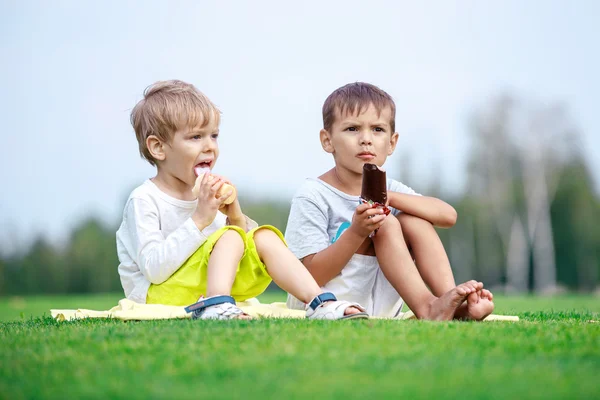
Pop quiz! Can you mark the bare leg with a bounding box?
[356,237,376,256]
[399,213,494,320]
[253,229,361,315]
[205,230,251,320]
[398,213,456,295]
[372,215,482,320]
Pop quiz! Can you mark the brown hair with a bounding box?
[322,82,396,132]
[130,80,221,165]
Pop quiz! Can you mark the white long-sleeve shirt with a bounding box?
[116,179,227,303]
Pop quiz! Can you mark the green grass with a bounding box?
[1,293,599,400]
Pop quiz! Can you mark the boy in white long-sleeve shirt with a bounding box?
[116,80,367,320]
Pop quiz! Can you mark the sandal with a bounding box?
[305,292,369,320]
[185,295,251,320]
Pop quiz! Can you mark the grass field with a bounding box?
[1,292,599,399]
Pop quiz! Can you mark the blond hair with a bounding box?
[130,80,221,165]
[322,82,396,133]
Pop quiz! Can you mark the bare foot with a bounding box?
[344,306,363,316]
[424,280,483,321]
[233,312,253,320]
[466,289,494,320]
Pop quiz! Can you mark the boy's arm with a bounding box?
[286,197,384,287]
[301,228,366,287]
[221,196,259,232]
[124,198,209,284]
[226,214,258,232]
[388,191,457,228]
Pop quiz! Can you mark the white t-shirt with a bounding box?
[285,178,419,259]
[116,180,227,303]
[284,178,420,316]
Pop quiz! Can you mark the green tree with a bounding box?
[64,218,120,293]
[551,158,600,290]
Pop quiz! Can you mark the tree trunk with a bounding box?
[506,216,529,292]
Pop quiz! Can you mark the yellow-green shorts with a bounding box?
[146,225,284,306]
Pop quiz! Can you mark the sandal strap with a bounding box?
[185,295,236,314]
[308,292,337,311]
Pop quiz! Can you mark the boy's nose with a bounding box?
[359,133,373,145]
[204,140,217,151]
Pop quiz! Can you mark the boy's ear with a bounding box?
[320,129,334,154]
[146,135,166,161]
[388,132,399,155]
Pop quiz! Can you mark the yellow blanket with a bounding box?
[51,298,519,322]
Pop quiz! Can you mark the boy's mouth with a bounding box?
[194,161,213,177]
[195,160,213,169]
[357,152,375,161]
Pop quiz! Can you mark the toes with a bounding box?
[462,280,484,293]
[344,306,361,316]
[236,313,253,320]
[462,281,478,293]
[482,289,494,300]
[456,286,467,295]
[468,291,479,304]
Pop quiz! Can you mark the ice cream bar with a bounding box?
[194,166,211,178]
[361,163,387,204]
[192,167,237,204]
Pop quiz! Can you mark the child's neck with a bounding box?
[152,170,195,201]
[319,167,362,196]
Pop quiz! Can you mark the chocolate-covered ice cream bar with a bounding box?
[361,163,387,204]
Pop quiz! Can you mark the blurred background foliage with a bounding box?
[1,94,598,296]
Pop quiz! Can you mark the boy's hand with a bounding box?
[192,172,230,230]
[209,174,244,223]
[348,203,387,238]
[219,196,244,223]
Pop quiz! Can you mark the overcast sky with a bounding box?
[1,1,599,252]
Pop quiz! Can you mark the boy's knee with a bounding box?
[377,213,402,237]
[218,229,245,248]
[397,213,433,236]
[252,228,279,246]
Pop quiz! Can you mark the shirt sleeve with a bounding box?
[387,179,421,216]
[388,178,421,196]
[285,196,330,260]
[122,197,208,284]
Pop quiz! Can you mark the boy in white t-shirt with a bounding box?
[285,82,494,320]
[116,80,367,320]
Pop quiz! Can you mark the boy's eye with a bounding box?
[346,127,358,132]
[211,133,219,139]
[192,135,201,140]
[374,127,384,132]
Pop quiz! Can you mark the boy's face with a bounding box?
[321,104,398,175]
[159,119,220,187]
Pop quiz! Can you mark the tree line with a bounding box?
[1,95,598,296]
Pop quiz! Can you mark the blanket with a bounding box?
[51,298,519,322]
